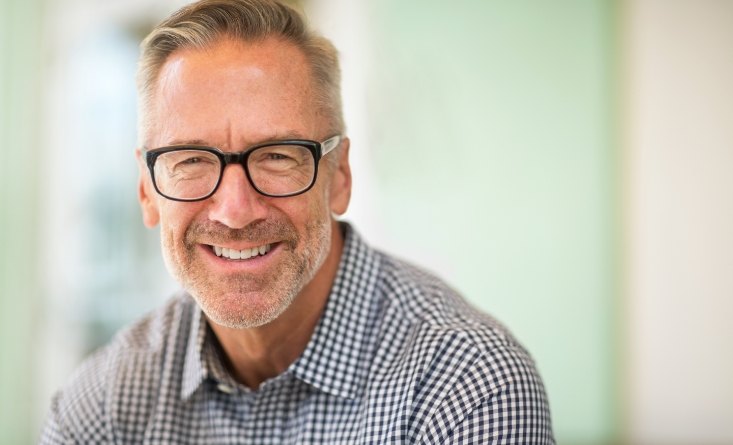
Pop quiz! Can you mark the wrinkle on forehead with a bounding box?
[158,37,310,95]
[164,130,312,149]
[148,38,323,150]
[156,56,185,98]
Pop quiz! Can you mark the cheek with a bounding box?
[302,188,332,222]
[158,203,200,247]
[277,176,331,218]
[307,174,335,214]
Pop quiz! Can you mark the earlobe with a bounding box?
[136,149,160,228]
[329,138,352,216]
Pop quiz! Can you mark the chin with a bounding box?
[195,287,297,329]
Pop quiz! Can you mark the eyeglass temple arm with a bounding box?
[321,135,343,156]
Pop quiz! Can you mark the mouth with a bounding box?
[208,243,274,261]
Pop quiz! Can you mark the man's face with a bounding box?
[137,38,351,329]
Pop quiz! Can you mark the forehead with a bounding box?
[148,37,322,148]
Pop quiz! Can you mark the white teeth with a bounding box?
[214,244,272,260]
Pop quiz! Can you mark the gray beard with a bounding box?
[164,217,331,329]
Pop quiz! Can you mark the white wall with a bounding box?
[625,1,733,443]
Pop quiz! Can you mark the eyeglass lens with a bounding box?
[153,144,315,200]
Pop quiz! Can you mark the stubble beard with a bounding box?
[162,215,331,329]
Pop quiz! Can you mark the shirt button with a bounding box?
[217,383,235,394]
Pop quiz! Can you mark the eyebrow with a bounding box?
[164,131,309,148]
[164,139,210,146]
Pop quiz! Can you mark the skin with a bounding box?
[135,37,352,389]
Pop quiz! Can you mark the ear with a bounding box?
[329,138,352,216]
[135,148,160,228]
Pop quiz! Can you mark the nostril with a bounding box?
[207,169,269,230]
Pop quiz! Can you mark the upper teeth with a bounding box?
[214,244,271,260]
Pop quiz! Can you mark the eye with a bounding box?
[181,156,202,165]
[252,147,302,166]
[156,150,220,177]
[175,154,217,168]
[265,153,292,161]
[176,152,217,167]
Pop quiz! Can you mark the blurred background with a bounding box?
[1,0,731,444]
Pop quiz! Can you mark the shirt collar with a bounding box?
[288,223,382,399]
[180,222,382,401]
[181,306,207,400]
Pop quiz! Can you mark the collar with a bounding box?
[181,306,208,400]
[181,306,251,400]
[288,223,382,399]
[180,222,383,401]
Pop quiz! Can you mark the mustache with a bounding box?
[184,219,299,249]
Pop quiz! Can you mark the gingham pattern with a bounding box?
[40,224,554,444]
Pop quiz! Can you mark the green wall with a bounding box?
[0,0,44,444]
[368,1,618,443]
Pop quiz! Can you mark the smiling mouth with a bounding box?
[209,243,273,260]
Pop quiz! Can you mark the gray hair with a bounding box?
[136,0,343,145]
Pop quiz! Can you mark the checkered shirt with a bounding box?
[40,224,554,444]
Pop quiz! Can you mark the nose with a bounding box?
[207,164,268,229]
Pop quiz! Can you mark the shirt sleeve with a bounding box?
[415,333,555,445]
[443,380,555,445]
[38,349,114,444]
[38,392,67,445]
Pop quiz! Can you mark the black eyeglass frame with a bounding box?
[142,135,342,202]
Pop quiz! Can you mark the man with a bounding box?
[41,0,554,443]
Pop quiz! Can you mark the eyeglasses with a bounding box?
[142,135,342,202]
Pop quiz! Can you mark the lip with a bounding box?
[197,241,284,274]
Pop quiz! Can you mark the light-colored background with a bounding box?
[1,1,731,444]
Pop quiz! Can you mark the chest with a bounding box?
[129,378,416,444]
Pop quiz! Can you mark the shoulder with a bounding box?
[40,293,195,443]
[373,253,554,442]
[377,252,522,351]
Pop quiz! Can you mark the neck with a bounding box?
[208,220,345,389]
